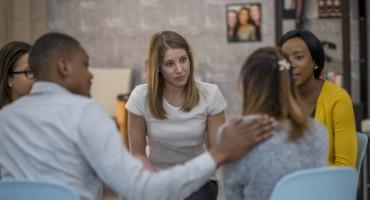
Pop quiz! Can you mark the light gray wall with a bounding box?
[0,0,48,46]
[302,1,343,83]
[0,0,10,44]
[3,0,360,116]
[300,0,360,103]
[47,0,276,117]
[349,0,360,104]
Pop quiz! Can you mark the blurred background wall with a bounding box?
[0,0,367,118]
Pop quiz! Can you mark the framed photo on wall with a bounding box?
[318,0,342,18]
[226,3,262,43]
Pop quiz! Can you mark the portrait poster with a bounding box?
[226,3,262,43]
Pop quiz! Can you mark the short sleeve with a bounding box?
[208,85,227,115]
[125,84,147,116]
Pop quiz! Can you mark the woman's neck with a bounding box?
[164,84,184,95]
[297,77,324,117]
[163,84,185,106]
[298,77,323,98]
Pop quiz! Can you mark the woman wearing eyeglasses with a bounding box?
[0,41,33,109]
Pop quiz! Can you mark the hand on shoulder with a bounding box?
[209,115,276,167]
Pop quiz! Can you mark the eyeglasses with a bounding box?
[10,70,35,80]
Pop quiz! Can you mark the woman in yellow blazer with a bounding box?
[279,29,357,167]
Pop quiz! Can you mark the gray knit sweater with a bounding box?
[221,118,328,200]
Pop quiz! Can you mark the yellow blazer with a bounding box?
[315,81,357,167]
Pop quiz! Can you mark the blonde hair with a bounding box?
[146,30,199,119]
[240,47,307,140]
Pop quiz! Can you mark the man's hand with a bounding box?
[209,115,275,167]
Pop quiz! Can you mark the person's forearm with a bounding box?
[208,147,228,168]
[129,141,147,156]
[82,105,217,200]
[125,153,216,200]
[135,154,156,172]
[130,145,157,172]
[89,139,216,200]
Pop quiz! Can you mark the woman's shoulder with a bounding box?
[308,118,327,133]
[129,84,148,100]
[133,83,148,90]
[321,81,351,99]
[273,119,327,142]
[302,119,328,144]
[196,81,221,97]
[318,81,353,107]
[132,83,148,93]
[196,80,218,90]
[283,118,326,135]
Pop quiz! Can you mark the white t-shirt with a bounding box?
[126,81,227,169]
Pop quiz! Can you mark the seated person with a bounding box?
[279,29,357,167]
[221,47,328,200]
[127,30,227,200]
[0,41,33,109]
[0,32,275,200]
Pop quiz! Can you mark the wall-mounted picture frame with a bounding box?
[226,3,262,43]
[318,0,342,18]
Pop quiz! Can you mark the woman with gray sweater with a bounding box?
[220,47,328,200]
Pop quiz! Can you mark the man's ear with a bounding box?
[57,58,71,77]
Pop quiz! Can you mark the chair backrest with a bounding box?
[269,167,357,200]
[0,180,79,200]
[356,132,368,171]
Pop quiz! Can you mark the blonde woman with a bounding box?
[126,30,226,199]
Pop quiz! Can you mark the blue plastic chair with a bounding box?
[0,180,79,200]
[356,132,368,171]
[269,167,358,200]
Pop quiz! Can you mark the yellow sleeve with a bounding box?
[331,92,357,167]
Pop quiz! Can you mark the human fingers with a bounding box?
[253,115,275,132]
[237,115,275,141]
[254,116,276,141]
